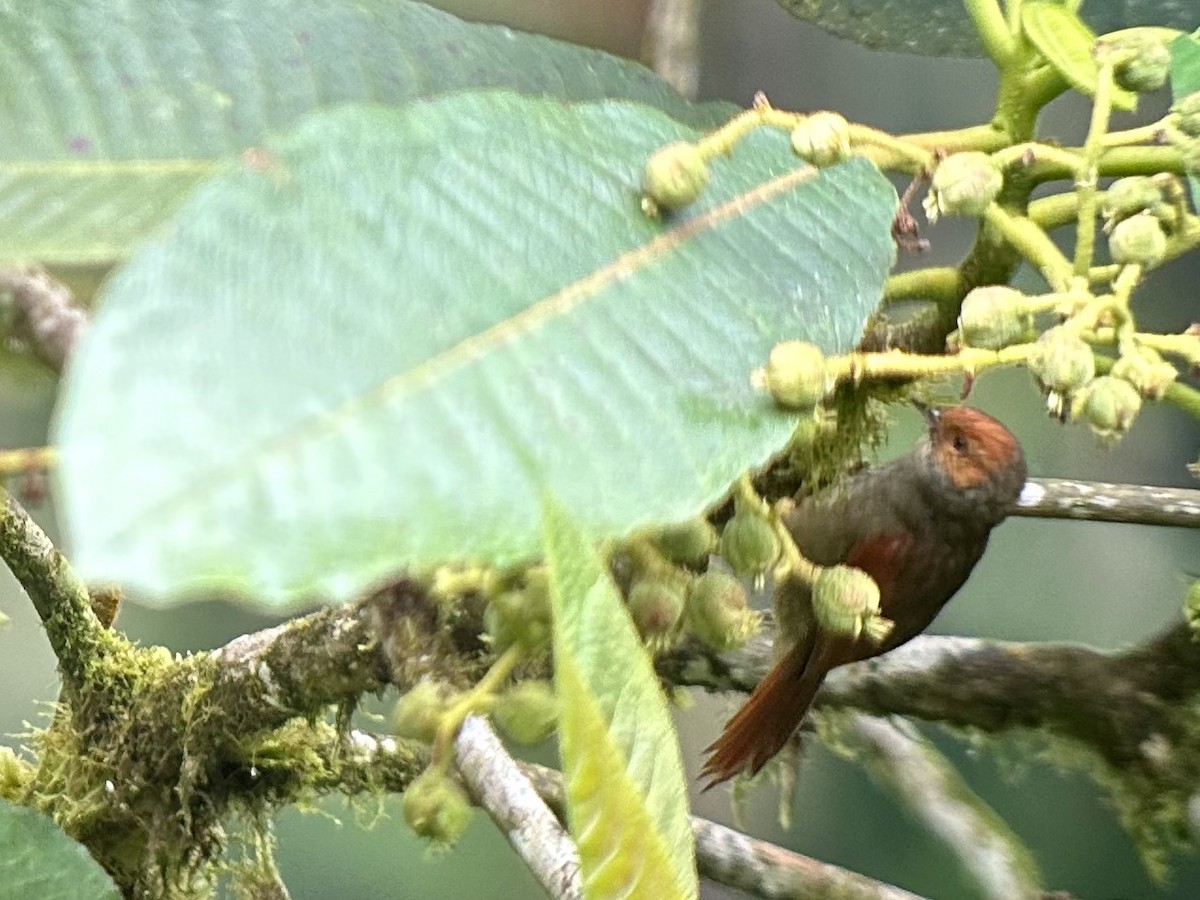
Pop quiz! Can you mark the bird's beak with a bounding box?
[912,399,940,428]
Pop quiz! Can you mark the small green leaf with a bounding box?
[55,92,896,606]
[542,496,697,900]
[1022,2,1138,112]
[0,799,120,900]
[1169,32,1200,212]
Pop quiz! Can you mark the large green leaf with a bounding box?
[1170,32,1200,212]
[0,799,120,900]
[55,92,896,606]
[542,497,697,900]
[0,0,729,269]
[774,0,1196,58]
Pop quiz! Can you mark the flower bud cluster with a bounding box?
[790,112,851,167]
[403,769,472,846]
[484,568,550,653]
[957,285,1035,350]
[1110,33,1171,94]
[811,565,893,644]
[1108,212,1167,267]
[1027,326,1096,418]
[761,340,832,411]
[923,152,1003,221]
[642,141,709,214]
[1073,375,1142,444]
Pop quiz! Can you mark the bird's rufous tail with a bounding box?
[700,639,828,788]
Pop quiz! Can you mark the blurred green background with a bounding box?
[2,1,1198,897]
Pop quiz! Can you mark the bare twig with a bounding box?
[847,715,1041,900]
[0,490,105,686]
[1013,478,1200,528]
[455,717,582,900]
[0,265,89,374]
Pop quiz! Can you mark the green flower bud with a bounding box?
[790,112,851,167]
[923,152,1003,221]
[393,680,459,745]
[1112,346,1178,399]
[403,769,472,846]
[650,518,719,570]
[763,340,829,410]
[1172,91,1200,137]
[627,576,687,643]
[1027,326,1096,394]
[1077,375,1142,442]
[642,141,709,212]
[719,512,780,579]
[485,574,551,652]
[686,570,758,650]
[811,565,892,644]
[1108,212,1167,266]
[1102,177,1162,226]
[958,285,1035,350]
[1112,35,1171,93]
[493,680,558,745]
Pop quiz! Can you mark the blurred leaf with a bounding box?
[1169,32,1200,212]
[0,0,731,270]
[55,92,896,606]
[774,0,1197,58]
[542,497,697,900]
[1022,2,1137,111]
[0,799,120,900]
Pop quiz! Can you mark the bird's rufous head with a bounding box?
[919,406,1027,520]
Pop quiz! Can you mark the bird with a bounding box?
[701,405,1026,786]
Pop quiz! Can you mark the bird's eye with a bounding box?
[952,434,969,454]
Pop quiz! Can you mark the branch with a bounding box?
[1013,478,1200,528]
[0,265,89,374]
[846,714,1041,900]
[454,717,582,900]
[660,623,1200,874]
[516,761,925,900]
[0,490,106,687]
[212,577,487,732]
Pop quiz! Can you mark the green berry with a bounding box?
[1027,326,1096,395]
[1112,35,1171,93]
[957,285,1035,350]
[811,565,889,643]
[923,152,1003,221]
[485,571,551,652]
[790,112,851,167]
[718,513,780,579]
[1077,375,1142,442]
[1112,346,1178,399]
[650,519,719,570]
[1173,91,1200,137]
[763,340,829,410]
[1108,212,1167,266]
[393,680,457,745]
[627,577,687,642]
[403,770,472,845]
[492,681,558,745]
[686,570,757,650]
[1102,177,1162,226]
[642,141,709,212]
